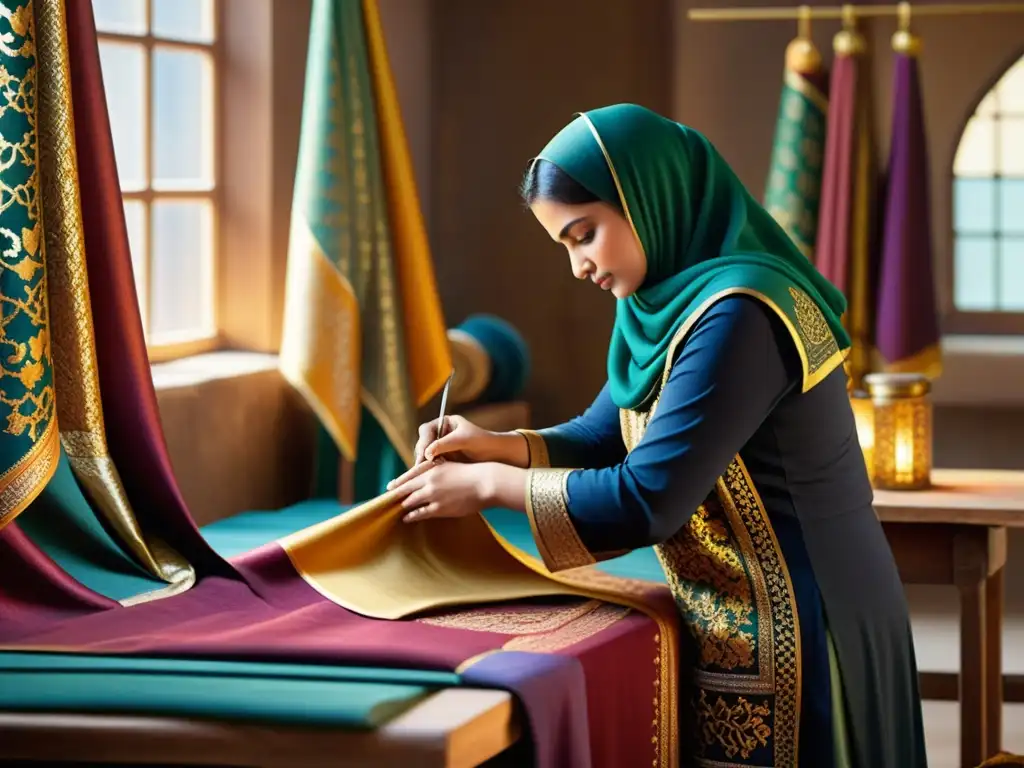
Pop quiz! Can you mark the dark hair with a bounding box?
[519,158,605,207]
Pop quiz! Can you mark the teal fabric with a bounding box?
[16,451,165,601]
[201,499,345,559]
[535,104,850,409]
[0,652,457,728]
[482,508,666,583]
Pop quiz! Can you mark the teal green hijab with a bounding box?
[535,104,850,410]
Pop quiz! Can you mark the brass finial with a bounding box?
[833,4,866,56]
[892,2,923,57]
[785,5,822,74]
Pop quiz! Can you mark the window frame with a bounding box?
[946,47,1024,337]
[95,0,224,363]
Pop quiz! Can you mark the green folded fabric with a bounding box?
[0,652,459,728]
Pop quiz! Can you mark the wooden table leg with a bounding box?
[985,568,1004,758]
[959,579,987,767]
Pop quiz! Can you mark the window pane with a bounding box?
[999,238,1024,310]
[998,117,1024,176]
[98,42,146,191]
[997,58,1024,115]
[954,116,996,177]
[1000,178,1024,235]
[953,177,996,234]
[152,0,214,43]
[92,0,146,35]
[954,236,997,311]
[123,199,148,330]
[152,48,214,191]
[150,200,214,341]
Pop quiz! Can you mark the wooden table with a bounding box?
[874,469,1024,768]
[0,687,519,768]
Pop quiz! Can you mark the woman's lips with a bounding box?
[597,275,612,290]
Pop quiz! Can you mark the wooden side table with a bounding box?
[874,469,1024,768]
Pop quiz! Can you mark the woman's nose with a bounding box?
[571,256,593,281]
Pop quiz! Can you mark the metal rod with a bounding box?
[688,2,1024,22]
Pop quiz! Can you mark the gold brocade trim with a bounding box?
[622,287,846,414]
[619,331,803,765]
[0,419,59,530]
[783,68,828,115]
[515,428,550,469]
[34,0,194,591]
[419,599,629,653]
[525,468,595,572]
[419,599,601,634]
[505,603,629,652]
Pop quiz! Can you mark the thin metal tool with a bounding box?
[435,371,455,442]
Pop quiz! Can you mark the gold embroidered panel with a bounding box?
[417,598,629,654]
[618,345,803,766]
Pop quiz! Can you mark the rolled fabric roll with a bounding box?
[446,314,530,406]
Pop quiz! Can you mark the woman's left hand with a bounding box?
[390,459,491,523]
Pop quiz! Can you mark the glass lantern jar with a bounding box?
[862,372,932,490]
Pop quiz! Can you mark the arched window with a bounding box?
[953,54,1024,326]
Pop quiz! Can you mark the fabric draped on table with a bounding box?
[0,0,228,620]
[5,495,683,768]
[763,31,829,262]
[0,4,684,766]
[874,29,942,379]
[814,21,879,391]
[279,0,450,503]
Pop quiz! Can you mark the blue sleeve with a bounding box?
[559,296,801,556]
[529,382,626,469]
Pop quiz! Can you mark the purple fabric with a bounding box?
[65,0,232,576]
[462,651,591,768]
[875,53,941,366]
[814,54,857,285]
[3,541,669,768]
[0,523,114,637]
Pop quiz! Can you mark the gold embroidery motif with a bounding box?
[505,603,629,653]
[788,285,841,379]
[516,428,550,468]
[419,599,600,634]
[697,690,773,761]
[619,336,802,766]
[526,468,594,572]
[0,0,61,528]
[656,503,755,671]
[420,599,630,652]
[35,0,194,600]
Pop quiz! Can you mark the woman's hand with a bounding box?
[412,415,529,467]
[389,459,528,523]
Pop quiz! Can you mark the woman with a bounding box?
[390,104,927,767]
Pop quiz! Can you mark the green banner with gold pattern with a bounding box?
[764,66,829,262]
[281,0,451,501]
[0,1,60,530]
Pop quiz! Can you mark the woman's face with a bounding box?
[530,198,647,299]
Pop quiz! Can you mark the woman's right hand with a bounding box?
[413,415,529,467]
